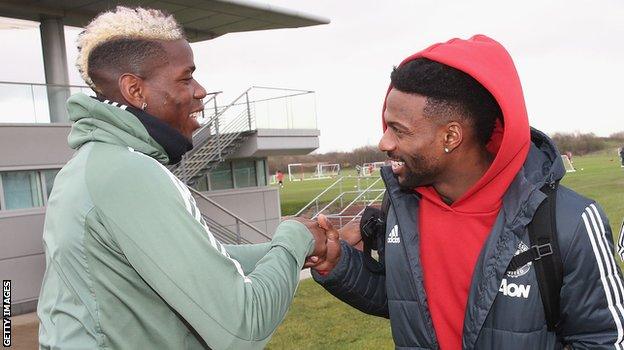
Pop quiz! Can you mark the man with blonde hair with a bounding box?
[37,7,334,349]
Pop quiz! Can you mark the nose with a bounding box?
[378,129,396,152]
[194,80,208,100]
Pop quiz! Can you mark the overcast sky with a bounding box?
[1,0,623,152]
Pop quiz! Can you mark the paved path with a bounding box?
[9,312,38,350]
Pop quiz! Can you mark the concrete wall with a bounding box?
[231,128,320,158]
[198,186,281,243]
[0,124,73,314]
[0,123,73,169]
[0,209,46,314]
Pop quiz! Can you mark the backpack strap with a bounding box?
[359,193,390,274]
[507,182,563,332]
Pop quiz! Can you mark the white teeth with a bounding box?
[189,111,202,119]
[391,160,404,167]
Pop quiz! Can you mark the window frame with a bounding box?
[0,174,5,210]
[208,161,234,191]
[232,159,257,189]
[0,167,61,212]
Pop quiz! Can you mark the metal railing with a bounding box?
[189,187,271,243]
[294,177,345,217]
[0,80,227,125]
[175,86,317,184]
[324,180,386,227]
[0,81,93,123]
[335,177,384,216]
[294,175,386,228]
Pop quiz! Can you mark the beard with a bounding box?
[394,152,439,190]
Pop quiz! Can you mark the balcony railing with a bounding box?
[0,82,317,131]
[0,81,93,123]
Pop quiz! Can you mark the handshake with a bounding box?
[294,215,363,275]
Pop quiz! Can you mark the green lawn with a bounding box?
[267,151,624,349]
[275,169,385,216]
[559,149,624,231]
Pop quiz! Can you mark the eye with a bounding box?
[391,126,403,135]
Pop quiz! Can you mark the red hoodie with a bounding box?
[382,35,530,349]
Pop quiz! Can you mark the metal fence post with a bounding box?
[245,92,252,130]
[315,199,319,217]
[235,218,241,244]
[213,96,218,119]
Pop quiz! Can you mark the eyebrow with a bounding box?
[182,66,195,75]
[386,120,409,132]
[178,66,195,78]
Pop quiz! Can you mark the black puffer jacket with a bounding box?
[314,129,624,349]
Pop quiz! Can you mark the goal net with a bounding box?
[317,163,340,178]
[361,161,389,176]
[561,155,575,173]
[288,163,341,181]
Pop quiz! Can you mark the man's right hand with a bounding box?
[291,217,327,259]
[308,214,341,274]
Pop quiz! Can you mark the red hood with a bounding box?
[382,34,531,213]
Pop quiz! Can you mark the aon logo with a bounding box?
[499,278,531,299]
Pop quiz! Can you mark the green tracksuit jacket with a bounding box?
[37,93,315,350]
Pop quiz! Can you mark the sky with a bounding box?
[0,0,623,152]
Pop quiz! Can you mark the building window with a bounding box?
[256,159,267,186]
[1,171,43,210]
[209,161,233,190]
[233,160,257,188]
[42,169,60,199]
[194,174,209,192]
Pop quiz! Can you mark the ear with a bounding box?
[443,121,463,152]
[118,73,145,109]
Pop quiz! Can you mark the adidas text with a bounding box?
[499,278,531,299]
[387,225,400,244]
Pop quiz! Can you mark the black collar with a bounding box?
[93,96,193,165]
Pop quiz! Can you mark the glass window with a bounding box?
[233,160,257,188]
[42,169,60,198]
[1,171,43,210]
[193,174,209,192]
[209,161,233,190]
[256,159,266,186]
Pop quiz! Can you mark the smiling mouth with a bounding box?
[189,110,203,120]
[389,157,405,175]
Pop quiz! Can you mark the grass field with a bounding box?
[277,169,385,216]
[266,150,624,349]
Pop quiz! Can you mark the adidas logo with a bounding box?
[387,225,400,244]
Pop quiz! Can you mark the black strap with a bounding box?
[507,243,554,271]
[359,194,390,274]
[507,182,563,332]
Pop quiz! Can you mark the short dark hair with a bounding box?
[390,58,502,146]
[88,38,168,90]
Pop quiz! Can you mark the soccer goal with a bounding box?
[288,163,341,181]
[561,155,575,173]
[362,161,389,176]
[317,163,340,178]
[288,163,321,181]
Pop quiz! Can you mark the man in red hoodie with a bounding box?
[312,35,624,349]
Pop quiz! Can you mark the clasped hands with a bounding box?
[294,215,364,275]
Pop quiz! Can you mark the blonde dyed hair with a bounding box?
[76,6,184,91]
